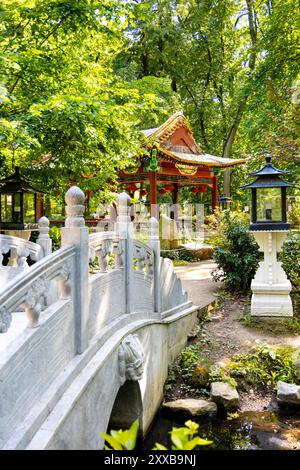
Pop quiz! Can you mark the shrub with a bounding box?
[228,344,299,387]
[160,249,201,263]
[209,210,261,292]
[49,226,61,251]
[280,233,300,290]
[288,202,300,229]
[280,232,300,315]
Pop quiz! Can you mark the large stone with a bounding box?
[182,244,213,261]
[162,398,217,417]
[277,381,300,405]
[210,381,239,410]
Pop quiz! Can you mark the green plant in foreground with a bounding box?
[101,419,139,450]
[101,419,212,450]
[153,420,212,450]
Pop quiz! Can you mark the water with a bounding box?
[142,408,300,450]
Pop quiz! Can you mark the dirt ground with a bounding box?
[198,293,300,411]
[172,261,300,412]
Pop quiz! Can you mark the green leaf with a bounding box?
[100,433,123,450]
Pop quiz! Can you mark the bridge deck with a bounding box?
[174,260,221,310]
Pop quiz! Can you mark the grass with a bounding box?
[239,313,300,335]
[172,259,190,266]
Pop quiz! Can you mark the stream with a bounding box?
[142,407,300,450]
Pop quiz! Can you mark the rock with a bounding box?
[190,363,210,388]
[269,437,297,450]
[162,398,217,417]
[210,381,239,410]
[277,381,300,405]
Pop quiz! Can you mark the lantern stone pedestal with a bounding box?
[250,230,293,317]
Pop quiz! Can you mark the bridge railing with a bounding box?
[0,186,187,342]
[89,231,123,273]
[0,216,52,289]
[0,245,75,333]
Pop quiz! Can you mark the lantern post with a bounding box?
[0,167,44,240]
[242,156,294,317]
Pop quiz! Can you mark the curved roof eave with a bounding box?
[158,147,246,168]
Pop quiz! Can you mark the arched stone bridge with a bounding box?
[0,188,198,450]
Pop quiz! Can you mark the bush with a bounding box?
[160,249,201,263]
[228,344,299,387]
[280,233,300,290]
[288,202,300,229]
[280,232,300,315]
[209,210,261,292]
[49,226,61,251]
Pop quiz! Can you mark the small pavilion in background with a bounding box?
[118,112,245,217]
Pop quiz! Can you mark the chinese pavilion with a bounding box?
[119,112,245,216]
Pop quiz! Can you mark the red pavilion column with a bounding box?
[149,171,158,218]
[212,175,218,212]
[172,183,179,223]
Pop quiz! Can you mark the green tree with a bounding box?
[0,0,174,197]
[123,0,300,194]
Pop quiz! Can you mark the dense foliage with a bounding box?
[0,1,298,202]
[0,0,175,197]
[208,210,261,292]
[280,232,300,315]
[281,233,300,292]
[121,0,300,197]
[228,344,299,387]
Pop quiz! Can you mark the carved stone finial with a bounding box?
[118,334,144,384]
[65,186,85,228]
[38,216,50,238]
[65,185,85,206]
[117,192,131,217]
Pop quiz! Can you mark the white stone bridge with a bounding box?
[0,188,198,450]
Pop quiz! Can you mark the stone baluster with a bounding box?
[116,192,134,314]
[149,217,161,313]
[61,186,89,353]
[37,216,52,257]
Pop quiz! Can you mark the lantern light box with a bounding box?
[0,167,43,231]
[242,155,294,231]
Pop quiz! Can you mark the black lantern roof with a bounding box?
[242,156,294,190]
[219,194,232,204]
[0,166,43,194]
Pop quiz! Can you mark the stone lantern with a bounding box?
[0,167,43,240]
[219,194,232,211]
[242,155,294,317]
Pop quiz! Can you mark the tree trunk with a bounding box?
[222,0,258,196]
